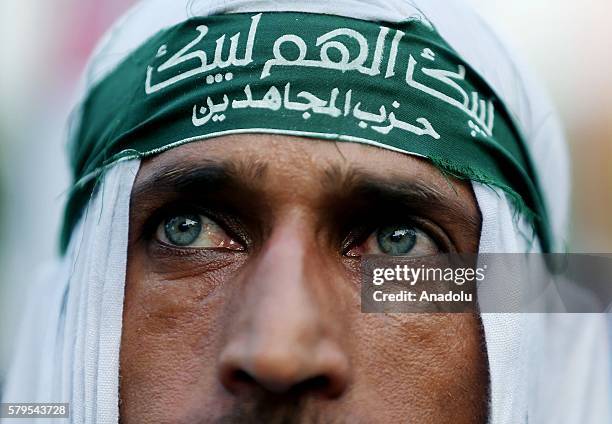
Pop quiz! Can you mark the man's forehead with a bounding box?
[131,134,480,235]
[137,134,460,190]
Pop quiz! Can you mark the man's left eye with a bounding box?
[155,213,243,250]
[347,223,439,257]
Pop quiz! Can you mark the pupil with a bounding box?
[390,229,409,242]
[179,220,195,232]
[377,225,417,255]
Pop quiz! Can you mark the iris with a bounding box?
[164,214,203,246]
[376,225,417,255]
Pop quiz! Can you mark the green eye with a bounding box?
[376,225,417,256]
[164,214,202,246]
[156,213,244,250]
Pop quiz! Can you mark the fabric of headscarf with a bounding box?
[2,1,609,423]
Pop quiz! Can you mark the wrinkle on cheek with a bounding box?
[129,277,222,335]
[123,255,232,350]
[130,251,246,313]
[145,248,246,275]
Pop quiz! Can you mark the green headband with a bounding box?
[62,12,551,252]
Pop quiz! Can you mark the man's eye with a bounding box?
[348,224,439,257]
[156,213,243,250]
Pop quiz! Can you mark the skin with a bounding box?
[120,134,488,423]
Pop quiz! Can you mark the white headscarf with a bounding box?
[2,1,609,423]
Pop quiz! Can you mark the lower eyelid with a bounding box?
[146,242,248,278]
[150,238,245,256]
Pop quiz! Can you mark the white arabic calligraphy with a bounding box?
[146,13,262,94]
[192,84,440,140]
[148,14,496,139]
[260,26,391,79]
[405,53,495,136]
[192,95,229,126]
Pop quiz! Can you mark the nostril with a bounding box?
[220,367,258,394]
[295,373,347,399]
[289,375,331,396]
[219,345,350,397]
[225,364,345,399]
[232,369,256,385]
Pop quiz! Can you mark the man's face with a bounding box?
[120,135,487,423]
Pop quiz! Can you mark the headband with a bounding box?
[62,12,550,252]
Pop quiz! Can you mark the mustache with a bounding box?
[213,393,323,424]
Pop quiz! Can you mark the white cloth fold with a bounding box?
[2,160,139,423]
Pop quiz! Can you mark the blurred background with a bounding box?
[0,0,611,388]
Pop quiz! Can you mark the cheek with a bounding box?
[119,251,244,421]
[348,313,488,423]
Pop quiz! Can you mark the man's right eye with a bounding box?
[156,213,243,250]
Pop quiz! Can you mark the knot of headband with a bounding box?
[62,12,550,252]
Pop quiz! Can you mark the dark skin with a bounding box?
[120,135,488,423]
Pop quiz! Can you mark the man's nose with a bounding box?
[217,224,350,398]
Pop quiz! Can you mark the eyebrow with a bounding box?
[132,159,267,200]
[322,164,480,232]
